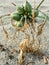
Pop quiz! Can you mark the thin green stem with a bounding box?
[36,0,45,9]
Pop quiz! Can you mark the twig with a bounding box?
[0,14,10,18]
[11,2,16,6]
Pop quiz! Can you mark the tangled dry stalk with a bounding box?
[17,19,46,64]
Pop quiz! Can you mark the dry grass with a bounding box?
[17,19,46,64]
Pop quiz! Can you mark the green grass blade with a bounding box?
[36,0,45,9]
[38,10,49,21]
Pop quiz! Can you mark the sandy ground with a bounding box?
[0,0,49,65]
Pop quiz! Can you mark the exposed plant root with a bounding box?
[3,26,9,42]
